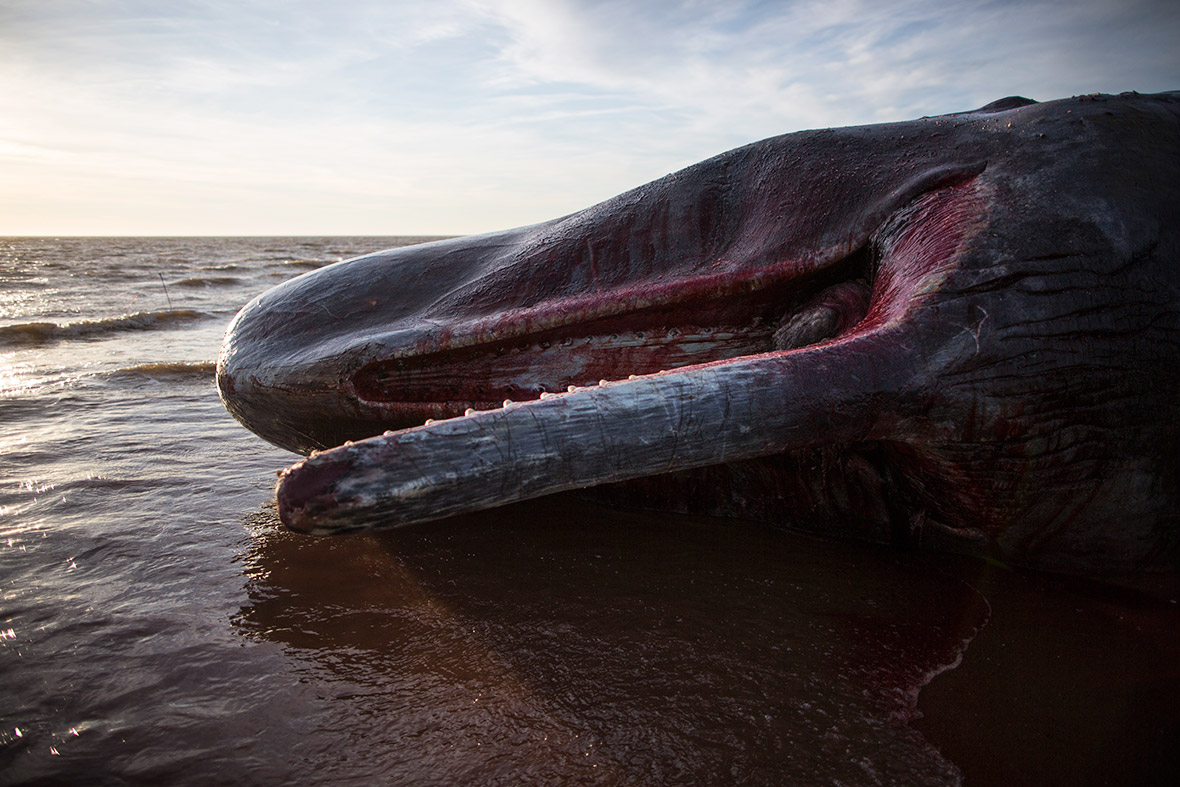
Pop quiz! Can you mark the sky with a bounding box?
[1,0,1177,236]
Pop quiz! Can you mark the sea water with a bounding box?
[0,237,1174,785]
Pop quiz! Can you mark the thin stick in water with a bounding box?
[158,273,174,311]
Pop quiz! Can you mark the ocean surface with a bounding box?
[1,237,1176,786]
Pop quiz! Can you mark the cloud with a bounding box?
[0,0,1177,234]
[472,0,1180,142]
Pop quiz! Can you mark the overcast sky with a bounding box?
[1,0,1177,236]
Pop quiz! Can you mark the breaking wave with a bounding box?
[175,276,242,287]
[0,309,211,347]
[102,362,218,385]
[275,259,329,269]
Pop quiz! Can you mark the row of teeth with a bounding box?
[323,325,755,448]
[368,374,649,437]
[341,323,767,448]
[322,326,757,451]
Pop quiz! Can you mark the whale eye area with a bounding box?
[351,245,876,423]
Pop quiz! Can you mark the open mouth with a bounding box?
[350,245,877,429]
[245,170,988,534]
[335,162,988,441]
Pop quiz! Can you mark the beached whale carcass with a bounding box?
[218,91,1180,574]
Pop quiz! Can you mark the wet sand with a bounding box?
[238,494,1180,784]
[915,558,1180,786]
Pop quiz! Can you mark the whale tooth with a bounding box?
[599,379,610,387]
[424,418,437,426]
[567,385,579,392]
[502,399,514,408]
[539,392,559,400]
[382,430,395,436]
[464,408,477,416]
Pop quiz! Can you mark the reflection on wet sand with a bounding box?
[235,496,989,785]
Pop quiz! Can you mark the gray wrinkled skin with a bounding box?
[218,91,1180,574]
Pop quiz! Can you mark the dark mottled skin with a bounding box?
[219,91,1180,573]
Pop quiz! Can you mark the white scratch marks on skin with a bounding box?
[962,305,989,354]
[586,239,601,294]
[525,404,556,465]
[593,395,613,477]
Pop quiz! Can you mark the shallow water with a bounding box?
[1,237,1176,785]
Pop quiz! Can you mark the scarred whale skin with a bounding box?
[218,91,1180,574]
